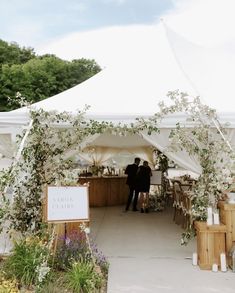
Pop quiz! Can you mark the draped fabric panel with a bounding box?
[42,133,102,169]
[79,146,121,165]
[225,128,235,148]
[141,130,202,174]
[0,134,14,158]
[126,146,155,168]
[79,146,155,166]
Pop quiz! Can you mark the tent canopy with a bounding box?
[1,24,235,173]
[11,23,235,116]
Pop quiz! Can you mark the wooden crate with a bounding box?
[194,221,227,270]
[218,201,235,253]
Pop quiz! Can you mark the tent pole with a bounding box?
[15,118,33,161]
[4,118,33,195]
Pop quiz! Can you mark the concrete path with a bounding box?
[90,206,235,293]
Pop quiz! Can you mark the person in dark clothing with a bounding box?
[136,160,152,213]
[125,157,141,211]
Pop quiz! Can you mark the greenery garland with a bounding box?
[0,107,143,235]
[140,90,234,244]
[0,90,234,246]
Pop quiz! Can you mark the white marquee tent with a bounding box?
[0,24,235,173]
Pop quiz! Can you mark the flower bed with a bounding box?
[0,230,109,293]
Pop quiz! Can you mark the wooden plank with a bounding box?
[108,178,118,206]
[219,208,226,225]
[79,176,128,207]
[214,232,226,267]
[218,201,235,252]
[197,230,209,269]
[119,179,129,204]
[232,212,235,240]
[218,201,235,211]
[66,222,82,236]
[194,221,227,232]
[207,233,215,266]
[195,221,226,270]
[226,231,233,253]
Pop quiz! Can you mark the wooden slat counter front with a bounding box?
[78,176,129,207]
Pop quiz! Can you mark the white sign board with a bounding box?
[46,186,89,223]
[150,170,162,185]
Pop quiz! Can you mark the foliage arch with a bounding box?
[0,91,233,245]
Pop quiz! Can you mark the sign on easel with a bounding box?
[46,186,89,223]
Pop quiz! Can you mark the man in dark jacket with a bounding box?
[125,157,140,211]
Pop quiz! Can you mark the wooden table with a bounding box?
[194,221,227,270]
[78,176,129,207]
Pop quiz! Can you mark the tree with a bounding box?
[0,39,35,65]
[0,40,101,111]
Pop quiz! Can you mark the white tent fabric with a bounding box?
[141,130,202,174]
[0,134,14,158]
[1,23,235,256]
[79,146,154,167]
[0,24,234,173]
[163,23,235,112]
[12,25,197,116]
[78,132,154,165]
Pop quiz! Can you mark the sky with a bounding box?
[0,0,173,49]
[1,0,235,112]
[1,0,235,66]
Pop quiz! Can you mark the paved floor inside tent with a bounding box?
[90,206,235,293]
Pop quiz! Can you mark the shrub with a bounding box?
[65,259,103,293]
[54,230,88,270]
[36,271,71,293]
[0,273,19,293]
[3,236,51,287]
[54,230,109,277]
[90,241,109,276]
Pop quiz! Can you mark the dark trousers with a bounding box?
[125,185,139,210]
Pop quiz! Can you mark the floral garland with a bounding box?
[0,90,234,246]
[0,107,142,236]
[139,90,234,244]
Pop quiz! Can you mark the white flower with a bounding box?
[30,221,35,231]
[37,262,50,283]
[84,227,90,234]
[65,237,71,245]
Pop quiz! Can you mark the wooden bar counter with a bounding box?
[78,176,129,207]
